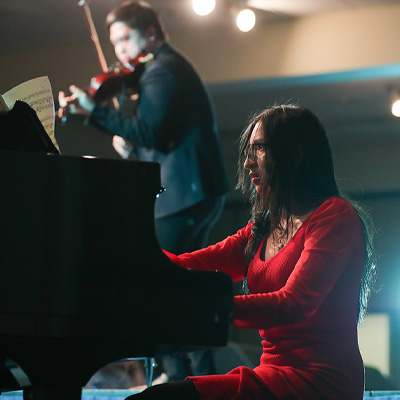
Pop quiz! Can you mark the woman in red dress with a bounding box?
[127,104,376,399]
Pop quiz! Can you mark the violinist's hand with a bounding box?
[113,135,134,159]
[58,85,95,120]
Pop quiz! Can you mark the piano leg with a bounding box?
[144,357,156,387]
[23,385,82,400]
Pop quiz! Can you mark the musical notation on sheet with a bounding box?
[2,76,59,151]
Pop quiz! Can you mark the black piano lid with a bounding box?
[0,152,233,397]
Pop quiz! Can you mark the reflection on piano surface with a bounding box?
[0,151,233,400]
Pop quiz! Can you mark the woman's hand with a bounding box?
[58,85,95,120]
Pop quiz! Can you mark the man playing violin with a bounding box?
[58,0,230,384]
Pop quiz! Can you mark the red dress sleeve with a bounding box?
[163,224,252,283]
[234,198,365,329]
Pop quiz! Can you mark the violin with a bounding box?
[86,52,153,104]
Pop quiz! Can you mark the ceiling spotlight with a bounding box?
[193,0,215,16]
[236,9,256,32]
[391,99,400,117]
[390,88,400,117]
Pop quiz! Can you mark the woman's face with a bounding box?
[109,21,147,65]
[244,121,270,194]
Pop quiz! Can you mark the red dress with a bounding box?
[165,197,366,399]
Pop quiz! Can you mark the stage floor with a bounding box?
[1,390,400,399]
[0,389,138,399]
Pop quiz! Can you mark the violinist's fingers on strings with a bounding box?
[69,85,85,96]
[57,107,65,120]
[58,91,77,108]
[58,91,67,108]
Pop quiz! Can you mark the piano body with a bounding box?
[0,151,233,400]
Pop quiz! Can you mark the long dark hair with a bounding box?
[237,104,376,322]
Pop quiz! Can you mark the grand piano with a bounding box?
[0,150,233,400]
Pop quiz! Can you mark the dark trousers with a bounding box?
[154,195,225,381]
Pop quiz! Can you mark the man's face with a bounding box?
[109,21,147,65]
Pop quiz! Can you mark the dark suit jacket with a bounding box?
[90,43,230,218]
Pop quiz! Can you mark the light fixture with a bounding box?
[236,8,256,32]
[390,88,400,117]
[391,99,400,117]
[193,0,215,16]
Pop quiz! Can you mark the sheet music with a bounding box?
[2,76,59,151]
[0,94,8,112]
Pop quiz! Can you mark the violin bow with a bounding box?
[78,0,109,73]
[77,0,119,108]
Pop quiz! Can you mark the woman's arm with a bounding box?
[164,224,252,283]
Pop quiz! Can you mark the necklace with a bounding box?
[272,216,304,253]
[265,212,313,259]
[272,229,287,252]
